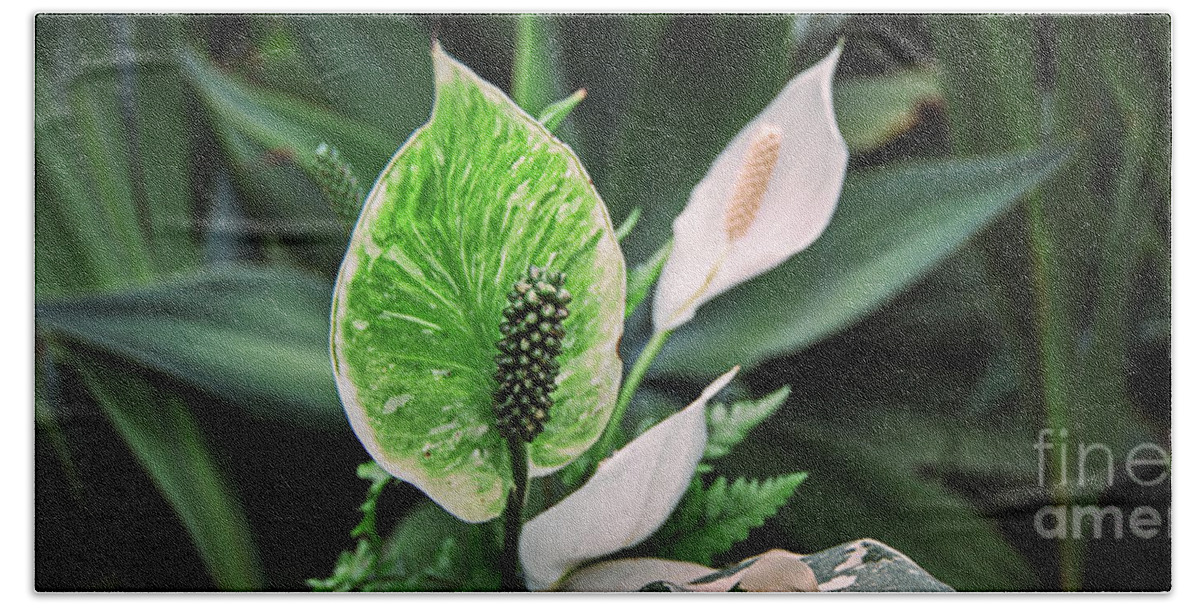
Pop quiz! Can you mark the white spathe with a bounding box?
[518,367,740,591]
[559,550,819,592]
[557,558,717,592]
[653,45,849,332]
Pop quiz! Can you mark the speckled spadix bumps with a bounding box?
[330,44,625,523]
[493,266,571,443]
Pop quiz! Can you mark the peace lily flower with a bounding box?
[518,368,739,591]
[514,46,850,592]
[517,365,819,592]
[652,45,849,332]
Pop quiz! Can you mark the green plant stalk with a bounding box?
[1024,191,1081,591]
[931,15,1083,589]
[1028,68,1083,595]
[501,436,530,591]
[1086,17,1154,410]
[594,328,672,460]
[512,14,556,115]
[34,394,84,503]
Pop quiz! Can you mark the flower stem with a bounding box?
[1025,191,1081,590]
[594,328,672,459]
[500,436,529,591]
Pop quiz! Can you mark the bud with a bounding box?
[314,143,365,228]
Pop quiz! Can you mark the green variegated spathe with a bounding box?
[331,44,625,523]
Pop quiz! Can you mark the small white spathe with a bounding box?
[518,367,740,590]
[653,45,849,332]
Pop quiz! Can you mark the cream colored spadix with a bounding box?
[724,125,782,241]
[653,45,849,332]
[518,367,740,591]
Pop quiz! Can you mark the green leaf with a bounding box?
[649,474,807,565]
[698,386,790,473]
[36,265,342,426]
[834,68,944,153]
[332,45,626,522]
[310,462,398,592]
[383,504,501,591]
[625,240,671,318]
[308,540,376,592]
[71,358,264,590]
[929,15,1040,156]
[182,43,403,269]
[613,206,640,242]
[656,145,1073,375]
[261,15,433,141]
[351,462,393,545]
[35,16,187,294]
[1064,16,1165,452]
[736,408,1038,591]
[181,18,435,272]
[181,46,397,179]
[203,115,347,270]
[930,19,1167,588]
[537,88,587,134]
[34,383,84,502]
[124,15,201,275]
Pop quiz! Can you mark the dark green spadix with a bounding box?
[493,266,571,442]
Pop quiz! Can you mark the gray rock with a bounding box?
[801,538,953,592]
[636,538,953,592]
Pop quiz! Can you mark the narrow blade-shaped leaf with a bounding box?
[537,88,587,134]
[656,145,1072,375]
[71,358,265,590]
[36,266,341,426]
[625,240,670,318]
[180,47,397,178]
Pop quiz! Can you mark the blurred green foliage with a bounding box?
[34,14,1168,591]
